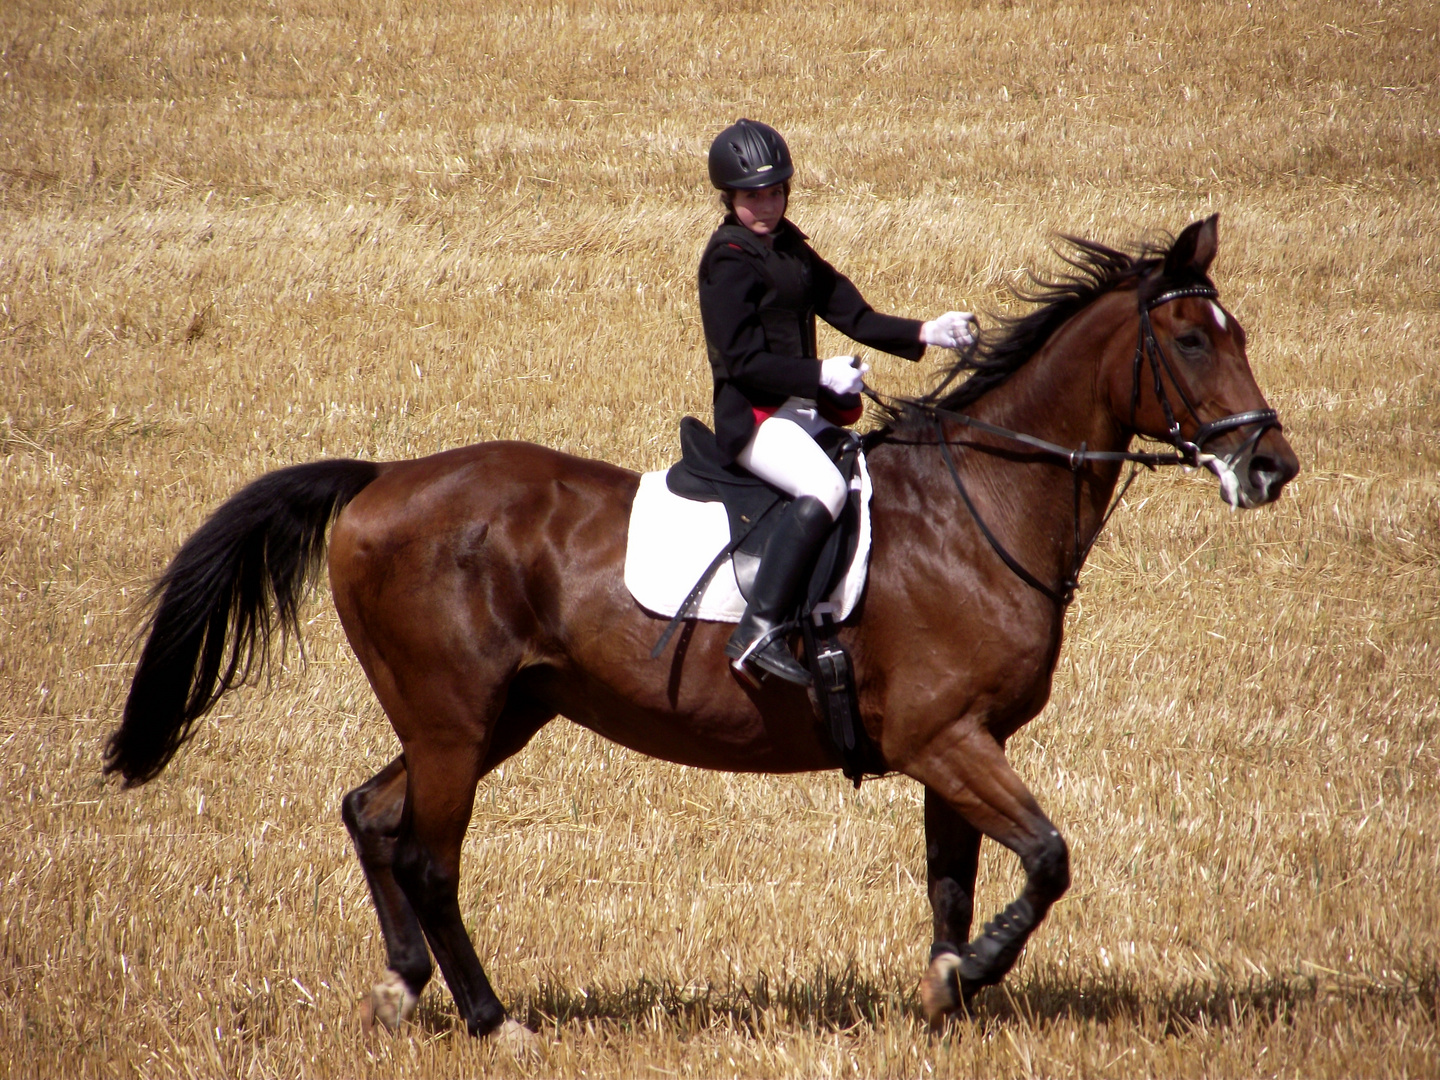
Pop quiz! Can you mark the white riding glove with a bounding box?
[820,354,869,396]
[920,311,978,350]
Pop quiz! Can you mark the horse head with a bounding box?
[1118,215,1299,508]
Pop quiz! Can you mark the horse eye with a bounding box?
[1176,331,1207,352]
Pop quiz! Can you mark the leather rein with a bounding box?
[872,284,1279,607]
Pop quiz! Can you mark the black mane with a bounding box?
[866,233,1177,441]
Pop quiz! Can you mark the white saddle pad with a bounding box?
[624,455,873,624]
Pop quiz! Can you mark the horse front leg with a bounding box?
[919,786,982,1019]
[341,755,431,1031]
[908,720,1070,1024]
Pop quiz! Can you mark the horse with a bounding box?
[105,215,1298,1046]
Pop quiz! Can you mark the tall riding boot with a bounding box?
[725,496,836,687]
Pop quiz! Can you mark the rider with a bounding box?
[700,118,976,686]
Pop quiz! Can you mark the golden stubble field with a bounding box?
[2,0,1437,1076]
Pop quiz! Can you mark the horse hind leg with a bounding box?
[910,723,1071,1024]
[344,687,553,1041]
[384,685,554,1052]
[388,736,515,1038]
[341,755,429,1031]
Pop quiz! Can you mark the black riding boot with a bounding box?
[725,496,835,687]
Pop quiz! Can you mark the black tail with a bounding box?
[105,458,381,786]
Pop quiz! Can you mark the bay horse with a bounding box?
[105,215,1297,1046]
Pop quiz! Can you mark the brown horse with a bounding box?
[106,216,1297,1044]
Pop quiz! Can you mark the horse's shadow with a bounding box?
[962,965,1437,1038]
[409,963,1438,1038]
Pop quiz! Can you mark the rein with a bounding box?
[869,284,1279,607]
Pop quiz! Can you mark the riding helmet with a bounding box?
[707,119,794,190]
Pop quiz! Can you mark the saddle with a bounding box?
[651,417,885,786]
[664,415,863,604]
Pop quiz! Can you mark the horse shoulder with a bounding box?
[857,442,1065,759]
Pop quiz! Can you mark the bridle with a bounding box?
[1131,284,1278,475]
[873,283,1280,607]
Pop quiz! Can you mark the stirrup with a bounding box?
[728,620,791,664]
[726,621,811,687]
[728,655,765,691]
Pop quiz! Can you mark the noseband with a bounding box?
[882,284,1281,606]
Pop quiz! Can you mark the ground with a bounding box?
[1,1,1437,1076]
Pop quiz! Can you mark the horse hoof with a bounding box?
[361,969,418,1032]
[491,1018,541,1062]
[919,950,963,1026]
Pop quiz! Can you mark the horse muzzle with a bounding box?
[1203,428,1299,509]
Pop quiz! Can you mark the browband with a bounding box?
[1146,284,1218,310]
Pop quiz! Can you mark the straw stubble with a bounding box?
[1,1,1436,1076]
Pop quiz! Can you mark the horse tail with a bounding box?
[105,458,381,787]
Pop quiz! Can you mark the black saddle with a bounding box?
[665,415,862,606]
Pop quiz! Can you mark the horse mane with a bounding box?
[866,232,1176,442]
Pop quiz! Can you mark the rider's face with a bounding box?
[732,184,787,238]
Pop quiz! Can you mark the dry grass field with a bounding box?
[2,0,1437,1075]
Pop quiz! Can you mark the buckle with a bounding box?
[813,644,849,694]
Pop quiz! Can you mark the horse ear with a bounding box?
[1166,214,1220,277]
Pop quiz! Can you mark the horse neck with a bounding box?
[875,290,1136,595]
[969,289,1133,463]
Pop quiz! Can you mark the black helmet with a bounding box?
[707,119,794,190]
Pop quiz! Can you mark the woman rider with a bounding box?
[700,118,976,687]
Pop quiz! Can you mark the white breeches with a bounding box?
[735,397,847,520]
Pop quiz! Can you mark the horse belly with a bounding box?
[531,649,839,775]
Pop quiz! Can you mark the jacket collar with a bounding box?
[720,215,808,248]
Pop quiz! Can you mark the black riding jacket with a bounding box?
[698,216,926,462]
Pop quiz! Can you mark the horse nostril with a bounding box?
[1247,454,1291,500]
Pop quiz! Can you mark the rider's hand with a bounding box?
[820,354,868,396]
[920,311,978,350]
